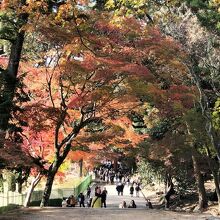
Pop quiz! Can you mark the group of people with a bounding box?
[94,163,131,185]
[115,177,141,198]
[129,183,141,197]
[88,185,108,208]
[62,195,77,207]
[62,184,108,208]
[62,192,86,207]
[119,199,153,209]
[62,162,150,209]
[119,200,137,208]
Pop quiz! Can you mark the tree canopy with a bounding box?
[0,0,220,211]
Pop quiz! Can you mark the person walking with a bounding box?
[130,185,134,197]
[101,187,108,208]
[121,183,124,196]
[116,183,121,196]
[78,192,85,207]
[95,186,102,196]
[135,184,141,197]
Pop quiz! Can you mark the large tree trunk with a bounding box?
[192,153,208,210]
[24,173,41,207]
[40,165,57,207]
[40,127,84,207]
[0,30,26,149]
[40,143,73,207]
[40,155,66,207]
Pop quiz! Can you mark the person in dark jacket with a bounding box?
[78,192,85,207]
[101,187,108,208]
[128,200,136,208]
[130,185,134,197]
[120,183,124,196]
[135,184,141,197]
[116,184,121,196]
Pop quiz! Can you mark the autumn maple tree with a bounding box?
[3,1,189,206]
[1,0,217,212]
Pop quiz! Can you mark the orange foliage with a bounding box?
[1,1,198,176]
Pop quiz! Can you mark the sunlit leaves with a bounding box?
[212,98,220,130]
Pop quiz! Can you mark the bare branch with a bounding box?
[46,69,55,108]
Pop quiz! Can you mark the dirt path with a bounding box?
[0,182,218,220]
[0,207,218,220]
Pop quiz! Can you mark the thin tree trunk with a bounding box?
[213,171,220,212]
[185,121,208,210]
[205,146,220,212]
[187,60,220,160]
[24,173,41,207]
[17,182,22,194]
[165,187,174,208]
[192,153,208,210]
[79,159,83,177]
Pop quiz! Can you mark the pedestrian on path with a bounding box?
[95,186,101,196]
[130,185,134,197]
[135,184,141,197]
[121,183,124,196]
[78,193,85,207]
[116,184,121,196]
[101,187,108,208]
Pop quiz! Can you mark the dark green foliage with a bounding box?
[84,120,105,133]
[173,164,197,196]
[30,199,62,207]
[149,119,171,140]
[72,145,90,152]
[185,0,220,34]
[94,0,107,10]
[137,159,165,185]
[0,13,18,42]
